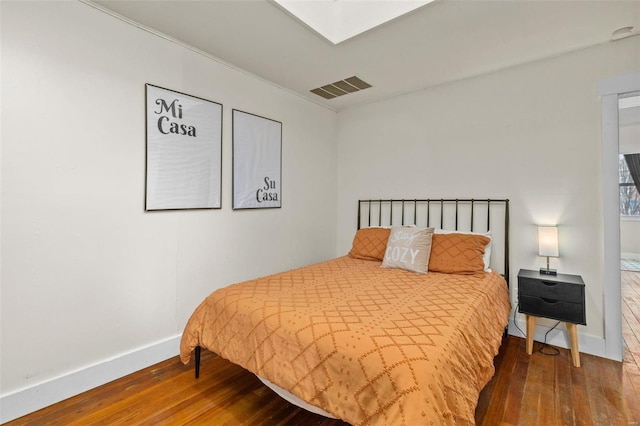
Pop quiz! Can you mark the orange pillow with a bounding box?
[348,228,390,261]
[428,233,490,274]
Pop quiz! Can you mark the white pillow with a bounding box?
[434,229,492,272]
[381,226,434,274]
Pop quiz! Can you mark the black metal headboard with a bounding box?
[357,199,510,285]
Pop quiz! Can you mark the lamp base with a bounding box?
[540,267,557,276]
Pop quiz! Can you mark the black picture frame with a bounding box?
[232,109,282,209]
[145,84,223,211]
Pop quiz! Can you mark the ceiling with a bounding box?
[90,0,639,111]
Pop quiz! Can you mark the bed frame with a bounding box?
[193,197,510,379]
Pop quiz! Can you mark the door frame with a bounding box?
[598,71,640,362]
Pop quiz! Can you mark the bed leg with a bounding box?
[195,346,201,379]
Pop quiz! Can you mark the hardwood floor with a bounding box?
[6,333,639,425]
[6,274,640,425]
[476,336,639,425]
[622,270,640,373]
[478,270,640,425]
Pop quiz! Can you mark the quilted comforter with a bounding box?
[180,256,510,425]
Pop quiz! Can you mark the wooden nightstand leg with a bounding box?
[526,315,536,355]
[566,323,581,367]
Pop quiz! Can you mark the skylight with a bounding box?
[274,0,433,45]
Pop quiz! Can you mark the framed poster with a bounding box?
[145,84,222,211]
[232,109,282,209]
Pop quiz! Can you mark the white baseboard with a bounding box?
[621,252,640,261]
[508,317,607,359]
[0,334,181,423]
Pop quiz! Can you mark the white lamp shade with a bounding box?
[538,226,559,257]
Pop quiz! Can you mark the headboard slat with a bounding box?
[470,199,475,232]
[487,200,491,230]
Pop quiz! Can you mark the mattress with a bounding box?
[180,255,510,425]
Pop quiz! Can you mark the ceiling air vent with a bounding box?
[310,76,372,99]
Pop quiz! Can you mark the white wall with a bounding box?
[336,36,640,355]
[1,1,337,419]
[621,219,640,259]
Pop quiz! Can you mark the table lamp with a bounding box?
[538,226,558,275]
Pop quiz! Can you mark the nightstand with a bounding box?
[517,269,586,367]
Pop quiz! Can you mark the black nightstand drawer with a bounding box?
[518,276,583,303]
[517,269,586,326]
[519,295,586,324]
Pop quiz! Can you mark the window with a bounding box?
[620,154,640,216]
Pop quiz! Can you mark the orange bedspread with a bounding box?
[180,256,510,425]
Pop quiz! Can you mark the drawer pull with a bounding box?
[541,281,558,286]
[542,297,559,304]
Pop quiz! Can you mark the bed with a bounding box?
[180,199,511,425]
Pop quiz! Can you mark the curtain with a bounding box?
[624,154,640,192]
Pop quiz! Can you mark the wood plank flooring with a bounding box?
[622,270,640,372]
[6,272,640,425]
[6,334,639,425]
